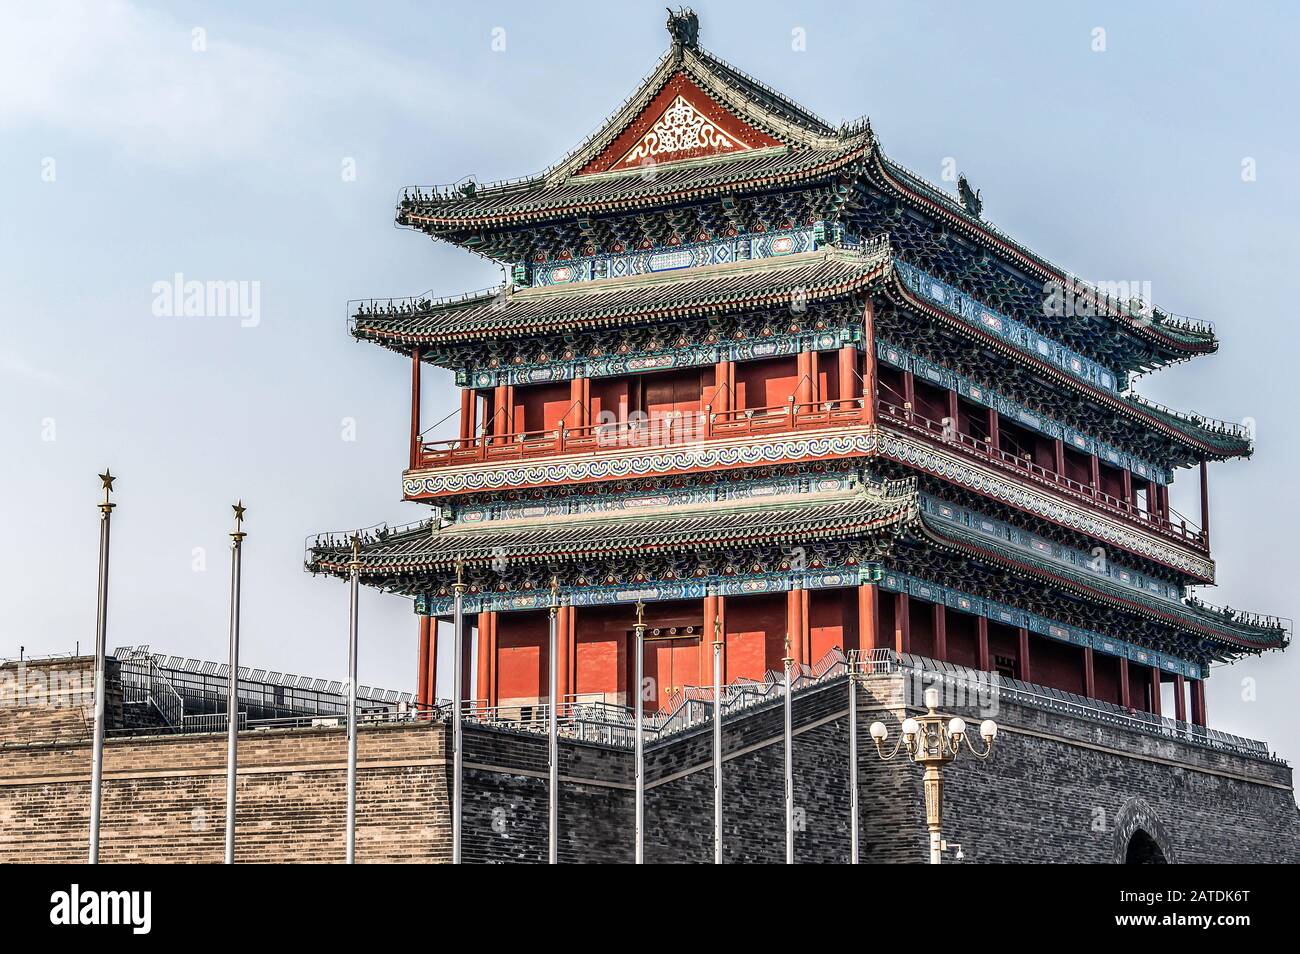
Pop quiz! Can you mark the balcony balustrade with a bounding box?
[414,398,871,469]
[875,397,1207,551]
[408,384,1206,553]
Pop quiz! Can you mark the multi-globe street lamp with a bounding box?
[869,685,997,864]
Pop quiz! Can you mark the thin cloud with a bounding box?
[0,0,471,167]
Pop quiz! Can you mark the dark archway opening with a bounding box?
[1125,829,1168,864]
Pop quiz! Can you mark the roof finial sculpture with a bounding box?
[666,7,699,50]
[957,174,983,219]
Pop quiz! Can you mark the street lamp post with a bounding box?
[869,685,997,864]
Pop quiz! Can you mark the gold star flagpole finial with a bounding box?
[98,470,116,511]
[231,500,247,540]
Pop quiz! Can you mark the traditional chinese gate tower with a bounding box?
[310,10,1286,728]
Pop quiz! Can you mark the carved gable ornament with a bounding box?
[616,94,743,166]
[579,74,781,175]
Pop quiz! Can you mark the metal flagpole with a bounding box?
[848,658,859,865]
[345,534,360,864]
[88,470,115,864]
[633,601,646,864]
[783,639,794,864]
[452,558,465,864]
[712,611,723,865]
[224,501,247,865]
[547,577,559,864]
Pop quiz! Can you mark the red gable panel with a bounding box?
[577,73,781,176]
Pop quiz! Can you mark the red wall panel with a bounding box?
[494,611,548,706]
[734,356,798,411]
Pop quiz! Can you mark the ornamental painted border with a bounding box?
[895,260,1123,394]
[527,227,817,288]
[876,429,1215,581]
[920,494,1185,606]
[403,429,879,497]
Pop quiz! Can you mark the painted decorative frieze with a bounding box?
[895,260,1123,394]
[528,226,817,287]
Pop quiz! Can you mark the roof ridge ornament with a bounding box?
[957,174,983,219]
[667,7,700,51]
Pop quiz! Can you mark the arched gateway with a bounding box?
[1113,797,1176,864]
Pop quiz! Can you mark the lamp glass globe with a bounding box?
[947,717,966,737]
[901,717,919,737]
[981,719,998,740]
[869,721,888,740]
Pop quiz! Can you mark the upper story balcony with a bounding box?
[401,351,1214,570]
[416,398,870,470]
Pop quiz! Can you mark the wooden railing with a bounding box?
[414,398,871,469]
[876,398,1207,551]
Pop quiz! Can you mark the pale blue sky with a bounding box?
[3,1,1297,762]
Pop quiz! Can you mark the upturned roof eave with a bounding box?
[884,272,1251,463]
[916,515,1286,654]
[349,246,889,350]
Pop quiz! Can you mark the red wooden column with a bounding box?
[1089,454,1101,494]
[838,344,858,408]
[1174,674,1187,722]
[568,378,585,430]
[801,588,812,662]
[409,347,422,469]
[1054,438,1065,478]
[458,388,474,442]
[857,583,879,655]
[1083,647,1096,698]
[787,587,806,666]
[556,605,572,709]
[417,615,433,707]
[476,611,498,706]
[491,385,509,443]
[861,300,878,424]
[1199,459,1211,545]
[713,360,733,415]
[1149,667,1162,716]
[796,347,814,408]
[808,350,821,405]
[902,370,916,421]
[1147,479,1160,519]
[1191,679,1207,727]
[1018,627,1031,683]
[946,390,960,439]
[976,616,990,672]
[987,408,1000,453]
[894,593,911,655]
[1119,658,1131,709]
[1121,468,1134,512]
[933,603,947,661]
